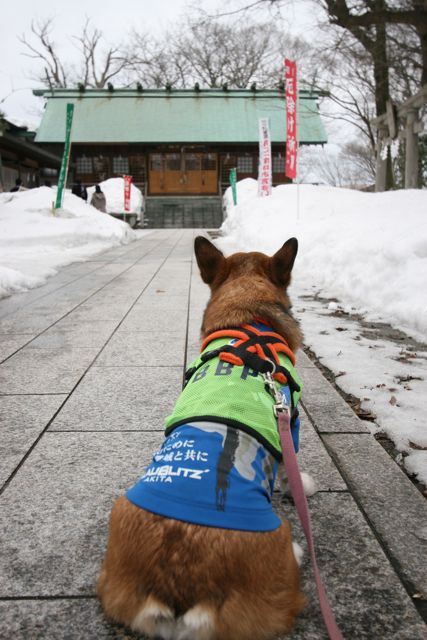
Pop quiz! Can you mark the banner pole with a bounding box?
[229,168,237,205]
[55,103,74,211]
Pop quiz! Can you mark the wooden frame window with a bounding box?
[202,153,217,170]
[185,154,201,171]
[273,154,285,173]
[112,156,129,174]
[76,155,93,174]
[237,156,253,173]
[166,154,181,171]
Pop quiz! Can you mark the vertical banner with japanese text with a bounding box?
[284,59,298,180]
[258,117,272,197]
[55,103,74,210]
[123,175,132,212]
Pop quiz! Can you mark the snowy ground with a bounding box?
[87,177,144,216]
[0,183,146,299]
[219,179,427,489]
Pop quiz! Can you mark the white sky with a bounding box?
[0,0,320,125]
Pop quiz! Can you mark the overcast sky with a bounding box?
[0,0,323,128]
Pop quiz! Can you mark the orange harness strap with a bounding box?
[200,322,296,387]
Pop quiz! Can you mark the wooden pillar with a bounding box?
[375,124,388,192]
[404,109,419,189]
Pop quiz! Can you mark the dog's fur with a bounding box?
[97,237,306,640]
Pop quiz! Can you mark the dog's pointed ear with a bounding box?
[270,238,298,286]
[194,236,226,284]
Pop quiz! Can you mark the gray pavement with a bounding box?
[0,229,426,640]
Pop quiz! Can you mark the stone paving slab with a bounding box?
[0,395,66,487]
[28,324,119,349]
[280,494,427,640]
[324,432,427,596]
[49,366,183,432]
[0,262,109,320]
[0,334,34,362]
[95,331,186,368]
[0,264,142,335]
[300,362,371,434]
[0,346,99,394]
[0,311,61,335]
[297,407,346,492]
[131,295,190,314]
[0,599,123,640]
[0,432,163,597]
[118,304,189,333]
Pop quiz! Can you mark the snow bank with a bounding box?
[0,186,137,299]
[219,179,427,487]
[220,179,427,341]
[86,177,143,215]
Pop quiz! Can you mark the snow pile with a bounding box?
[219,179,427,487]
[0,186,137,299]
[221,179,427,341]
[87,177,143,214]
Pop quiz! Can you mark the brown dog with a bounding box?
[97,236,305,640]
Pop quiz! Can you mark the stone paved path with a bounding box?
[0,230,426,639]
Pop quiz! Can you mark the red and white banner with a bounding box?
[123,175,132,212]
[284,58,298,180]
[258,117,272,197]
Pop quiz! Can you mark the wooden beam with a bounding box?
[405,110,419,189]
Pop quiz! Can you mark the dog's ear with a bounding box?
[194,236,226,284]
[270,238,298,287]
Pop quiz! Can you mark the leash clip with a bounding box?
[262,369,290,417]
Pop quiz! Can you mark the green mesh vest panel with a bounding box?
[165,335,302,458]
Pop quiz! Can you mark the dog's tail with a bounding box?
[131,595,215,640]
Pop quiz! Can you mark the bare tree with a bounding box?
[20,17,132,89]
[20,18,69,88]
[126,32,190,88]
[73,19,130,88]
[172,18,279,88]
[299,143,375,186]
[128,13,315,90]
[341,140,377,183]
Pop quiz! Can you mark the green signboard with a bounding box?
[229,167,237,205]
[55,103,74,210]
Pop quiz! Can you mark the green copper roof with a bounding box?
[33,89,327,145]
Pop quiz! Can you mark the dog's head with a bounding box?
[194,237,302,350]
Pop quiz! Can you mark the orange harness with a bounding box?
[200,321,295,384]
[197,321,298,389]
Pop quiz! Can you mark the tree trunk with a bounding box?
[371,15,394,188]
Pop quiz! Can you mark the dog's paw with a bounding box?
[292,542,304,567]
[131,596,175,639]
[176,605,215,640]
[280,471,318,498]
[301,472,317,497]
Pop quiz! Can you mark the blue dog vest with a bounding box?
[126,422,282,531]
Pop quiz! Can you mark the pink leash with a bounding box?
[278,411,344,639]
[263,371,345,640]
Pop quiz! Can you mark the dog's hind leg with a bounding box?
[131,594,176,639]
